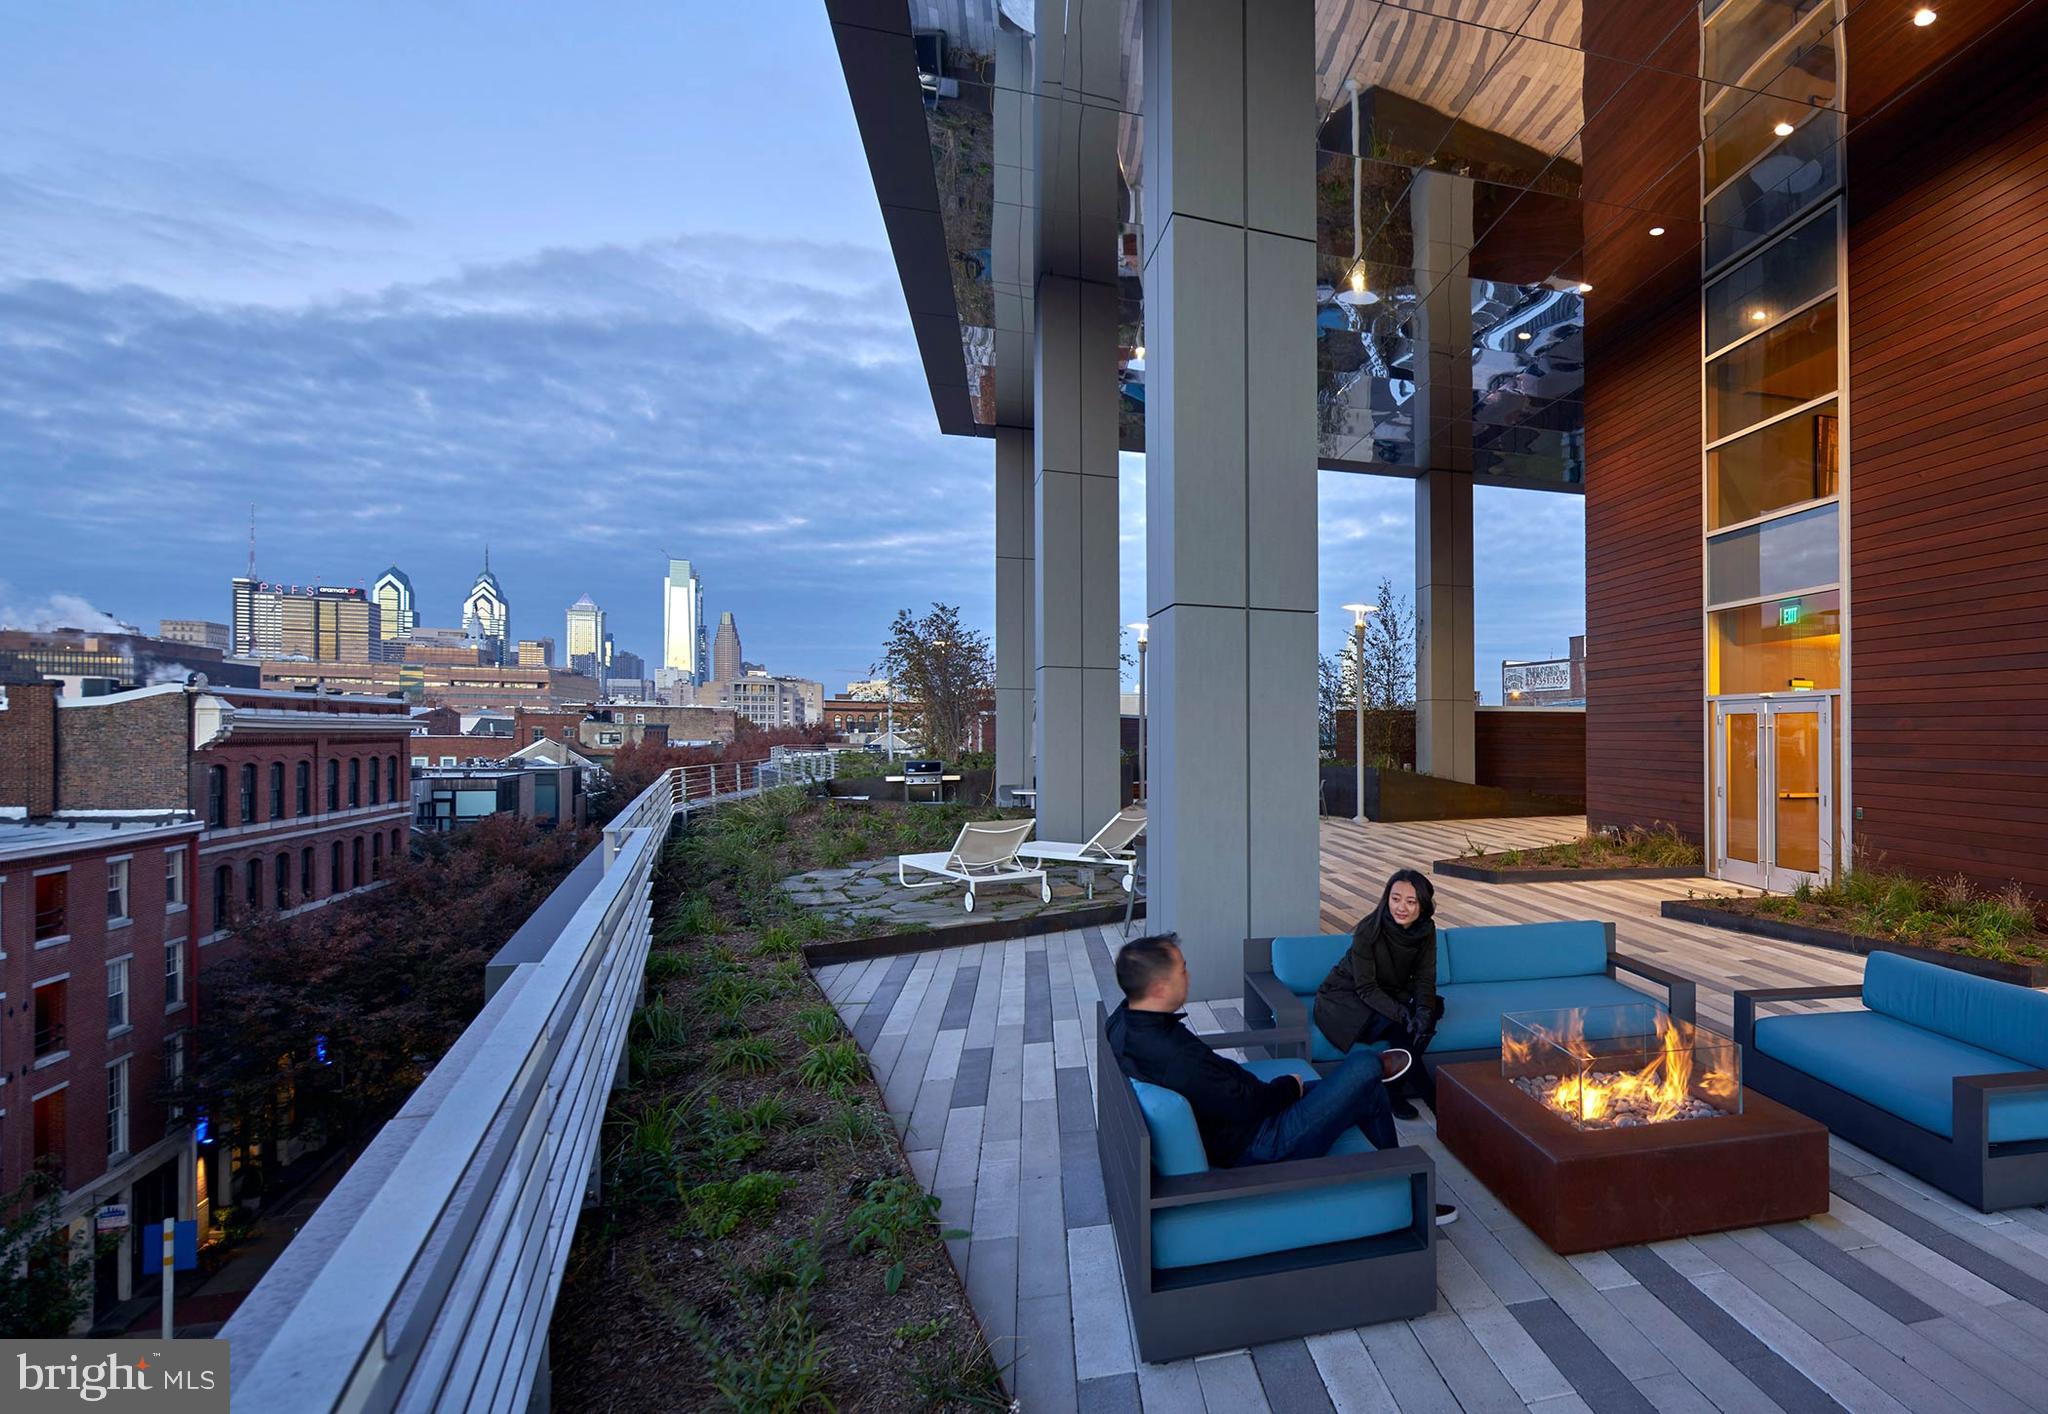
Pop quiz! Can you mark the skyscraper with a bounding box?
[712,611,743,682]
[565,593,606,678]
[279,586,380,662]
[662,558,706,685]
[462,550,510,665]
[373,566,416,644]
[230,576,283,657]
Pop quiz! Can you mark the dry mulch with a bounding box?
[550,798,1003,1413]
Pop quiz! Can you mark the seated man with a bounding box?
[1106,932,1456,1225]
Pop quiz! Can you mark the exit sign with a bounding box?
[1779,604,1801,626]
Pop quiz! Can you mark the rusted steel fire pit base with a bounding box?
[1435,1062,1830,1254]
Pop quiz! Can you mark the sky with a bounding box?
[0,3,1583,699]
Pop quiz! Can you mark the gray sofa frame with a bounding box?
[1241,924,1698,1074]
[1095,1005,1437,1362]
[1735,984,2048,1212]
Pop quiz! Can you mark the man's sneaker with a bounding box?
[1380,1048,1413,1084]
[1435,1204,1459,1227]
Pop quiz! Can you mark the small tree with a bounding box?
[0,1171,99,1337]
[873,603,994,762]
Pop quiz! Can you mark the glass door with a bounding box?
[1714,696,1833,890]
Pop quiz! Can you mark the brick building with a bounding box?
[511,703,738,760]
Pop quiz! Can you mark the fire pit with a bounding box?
[1434,1004,1828,1254]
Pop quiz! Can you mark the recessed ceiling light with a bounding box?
[1773,120,1796,137]
[1576,282,1593,294]
[1517,331,1532,341]
[1750,309,1768,322]
[1913,7,1937,25]
[1649,226,1666,236]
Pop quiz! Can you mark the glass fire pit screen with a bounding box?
[1501,1003,1742,1130]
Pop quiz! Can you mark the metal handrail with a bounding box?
[223,765,684,1410]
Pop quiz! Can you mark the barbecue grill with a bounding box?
[885,759,960,804]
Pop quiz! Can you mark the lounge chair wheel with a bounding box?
[964,890,976,913]
[1041,880,1053,903]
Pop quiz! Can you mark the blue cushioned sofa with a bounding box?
[1243,920,1696,1071]
[1735,952,2048,1211]
[1095,1004,1437,1362]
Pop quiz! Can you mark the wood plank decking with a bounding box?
[813,818,2048,1413]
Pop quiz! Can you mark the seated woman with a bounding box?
[1313,869,1443,1119]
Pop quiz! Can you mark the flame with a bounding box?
[1532,1011,1702,1126]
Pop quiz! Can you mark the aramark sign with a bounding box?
[1503,659,1572,695]
[5,1342,228,1411]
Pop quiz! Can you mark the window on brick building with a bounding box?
[107,1057,129,1159]
[212,865,230,931]
[370,758,381,805]
[531,727,544,743]
[371,832,383,879]
[106,957,129,1031]
[296,760,311,816]
[276,850,291,910]
[245,857,261,911]
[240,763,256,823]
[300,846,313,897]
[392,827,402,859]
[164,1032,187,1124]
[331,841,343,893]
[106,859,130,925]
[165,936,185,1008]
[270,762,285,818]
[32,976,68,1062]
[352,836,364,888]
[326,758,340,811]
[207,765,226,827]
[349,758,361,808]
[165,848,186,910]
[388,755,398,800]
[32,1088,66,1173]
[33,870,67,943]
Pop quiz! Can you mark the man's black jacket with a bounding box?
[1105,1000,1295,1166]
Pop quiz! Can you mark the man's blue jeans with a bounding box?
[1235,1047,1399,1164]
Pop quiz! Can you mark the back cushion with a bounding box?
[1130,1080,1211,1175]
[1863,951,2048,1069]
[1270,934,1351,995]
[1442,921,1608,984]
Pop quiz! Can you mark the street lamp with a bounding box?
[1341,602,1379,823]
[1128,622,1149,801]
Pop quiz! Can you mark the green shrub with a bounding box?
[644,950,686,984]
[845,1176,964,1293]
[813,1101,888,1149]
[678,1172,792,1238]
[794,1005,841,1046]
[755,925,804,958]
[634,996,690,1049]
[712,1034,779,1075]
[796,1040,865,1091]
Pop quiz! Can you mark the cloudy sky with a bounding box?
[0,4,1582,697]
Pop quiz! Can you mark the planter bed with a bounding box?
[1660,899,2048,987]
[1435,858,1702,885]
[805,899,1145,965]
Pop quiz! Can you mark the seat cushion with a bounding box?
[1753,1009,2048,1142]
[1310,1016,1393,1062]
[1130,1081,1211,1175]
[1270,934,1349,995]
[1434,975,1653,1053]
[1151,1061,1414,1269]
[1863,951,2048,1070]
[1440,921,1608,984]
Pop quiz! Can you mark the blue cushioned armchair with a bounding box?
[1095,1004,1437,1362]
[1736,952,2048,1211]
[1243,920,1696,1072]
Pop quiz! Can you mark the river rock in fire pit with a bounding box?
[1512,1074,1727,1127]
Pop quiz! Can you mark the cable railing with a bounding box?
[222,757,789,1410]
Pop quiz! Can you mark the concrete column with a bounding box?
[1031,2,1122,844]
[1411,170,1477,781]
[1143,0,1320,999]
[993,27,1037,794]
[995,426,1035,790]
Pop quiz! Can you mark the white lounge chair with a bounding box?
[1016,805,1146,897]
[897,818,1049,912]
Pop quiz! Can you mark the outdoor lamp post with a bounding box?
[1341,602,1379,823]
[1128,622,1149,801]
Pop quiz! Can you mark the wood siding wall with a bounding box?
[1584,298,1704,838]
[1475,710,1586,804]
[1846,22,2048,895]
